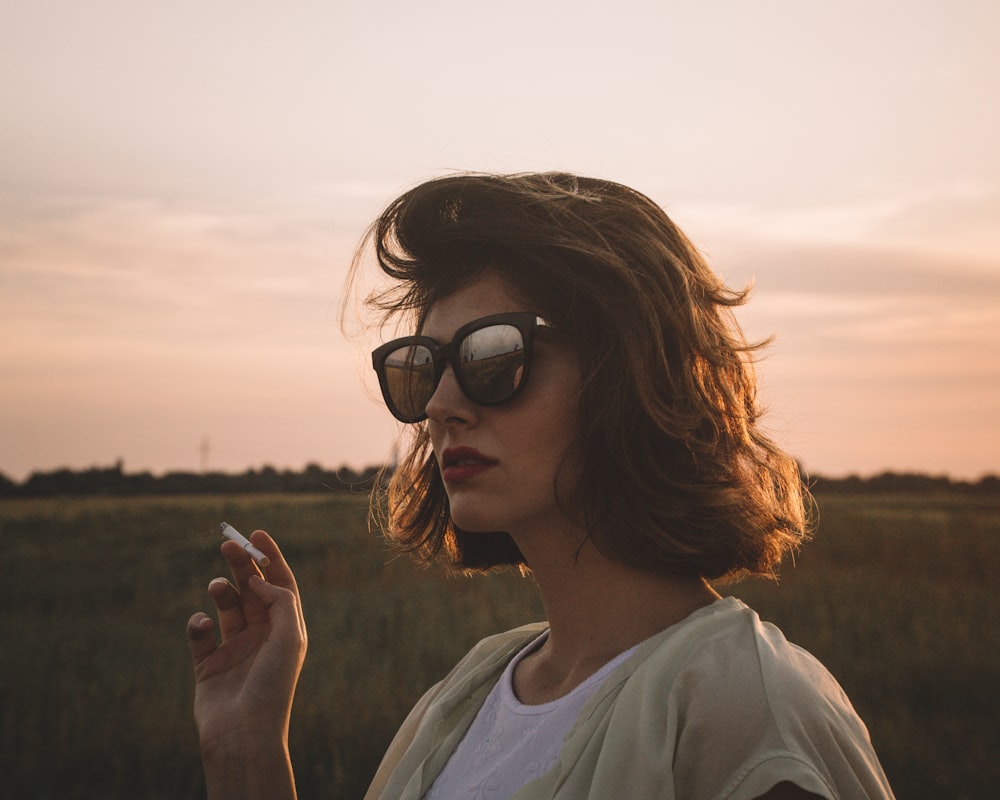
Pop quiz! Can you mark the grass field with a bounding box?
[1,490,997,799]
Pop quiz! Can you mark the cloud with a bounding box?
[4,179,998,482]
[723,237,1000,366]
[0,190,408,480]
[678,181,1000,264]
[0,193,361,353]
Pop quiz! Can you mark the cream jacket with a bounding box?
[365,597,894,800]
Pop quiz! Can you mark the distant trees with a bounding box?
[0,463,996,499]
[810,471,999,495]
[0,462,385,499]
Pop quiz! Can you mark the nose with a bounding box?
[425,364,477,426]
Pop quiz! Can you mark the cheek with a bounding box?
[520,392,580,479]
[539,379,583,500]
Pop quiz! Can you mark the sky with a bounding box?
[2,0,998,482]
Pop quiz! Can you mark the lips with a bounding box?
[440,446,499,482]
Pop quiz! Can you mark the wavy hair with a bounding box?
[351,172,810,582]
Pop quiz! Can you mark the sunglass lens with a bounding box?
[458,324,527,403]
[383,344,436,420]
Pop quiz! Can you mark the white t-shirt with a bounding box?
[425,632,640,800]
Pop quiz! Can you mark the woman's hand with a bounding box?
[186,530,307,799]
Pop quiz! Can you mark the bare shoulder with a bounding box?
[754,782,827,800]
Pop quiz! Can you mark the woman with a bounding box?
[187,173,894,799]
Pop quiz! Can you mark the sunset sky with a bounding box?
[2,0,998,482]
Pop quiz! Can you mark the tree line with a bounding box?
[0,461,996,499]
[809,471,998,495]
[0,461,384,499]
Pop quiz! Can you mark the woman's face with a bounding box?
[422,272,582,541]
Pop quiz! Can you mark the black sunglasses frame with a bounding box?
[371,311,551,423]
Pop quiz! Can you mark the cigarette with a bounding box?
[220,522,271,567]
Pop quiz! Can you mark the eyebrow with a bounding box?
[419,312,529,342]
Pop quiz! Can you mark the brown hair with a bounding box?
[352,172,810,582]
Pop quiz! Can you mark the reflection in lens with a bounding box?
[384,344,435,420]
[459,325,525,403]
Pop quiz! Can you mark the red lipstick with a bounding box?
[440,446,499,482]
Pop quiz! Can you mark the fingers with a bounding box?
[218,529,296,593]
[212,530,305,633]
[248,531,307,635]
[207,577,248,640]
[219,537,270,625]
[247,575,308,656]
[248,531,298,591]
[189,529,306,654]
[187,612,217,663]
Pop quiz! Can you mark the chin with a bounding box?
[449,514,499,534]
[448,503,506,535]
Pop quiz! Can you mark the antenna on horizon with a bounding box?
[199,436,211,473]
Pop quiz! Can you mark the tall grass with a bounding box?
[1,490,996,799]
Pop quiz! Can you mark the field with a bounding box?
[1,490,997,799]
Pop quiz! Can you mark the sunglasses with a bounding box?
[372,312,552,423]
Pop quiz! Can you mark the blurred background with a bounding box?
[3,5,999,798]
[3,0,998,482]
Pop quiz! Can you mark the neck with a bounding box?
[509,523,720,704]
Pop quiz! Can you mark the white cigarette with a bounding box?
[220,522,270,567]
